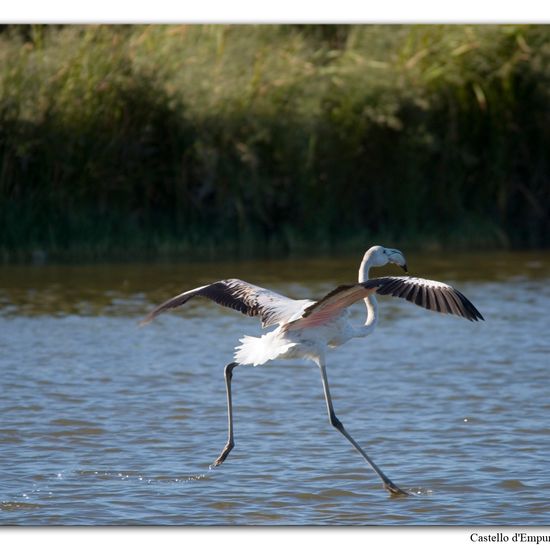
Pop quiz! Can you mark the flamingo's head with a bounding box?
[365,245,408,273]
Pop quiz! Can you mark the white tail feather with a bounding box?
[234,331,296,366]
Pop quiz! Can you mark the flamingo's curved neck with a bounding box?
[358,251,378,333]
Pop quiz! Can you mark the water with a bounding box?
[1,250,549,525]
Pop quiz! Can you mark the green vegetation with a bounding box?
[1,24,549,261]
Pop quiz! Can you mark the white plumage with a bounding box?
[235,331,298,366]
[142,245,483,496]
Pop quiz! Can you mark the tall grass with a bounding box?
[1,25,549,261]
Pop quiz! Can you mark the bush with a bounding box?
[1,24,549,261]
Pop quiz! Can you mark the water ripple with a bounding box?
[1,253,549,524]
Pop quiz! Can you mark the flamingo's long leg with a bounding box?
[317,360,409,497]
[211,362,238,467]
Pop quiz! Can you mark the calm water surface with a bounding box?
[1,251,549,525]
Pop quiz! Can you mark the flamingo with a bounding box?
[141,245,483,496]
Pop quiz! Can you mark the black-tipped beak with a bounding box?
[401,264,408,274]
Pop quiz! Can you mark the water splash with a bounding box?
[407,487,433,496]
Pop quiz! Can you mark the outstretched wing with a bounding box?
[285,276,484,331]
[371,276,484,320]
[140,278,308,328]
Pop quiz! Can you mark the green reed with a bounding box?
[1,25,549,261]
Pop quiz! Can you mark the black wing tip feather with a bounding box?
[139,305,167,326]
[139,283,217,326]
[140,308,164,326]
[139,294,191,326]
[453,289,484,322]
[139,316,152,327]
[366,276,484,322]
[140,279,285,328]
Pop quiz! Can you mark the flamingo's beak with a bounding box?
[401,264,408,274]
